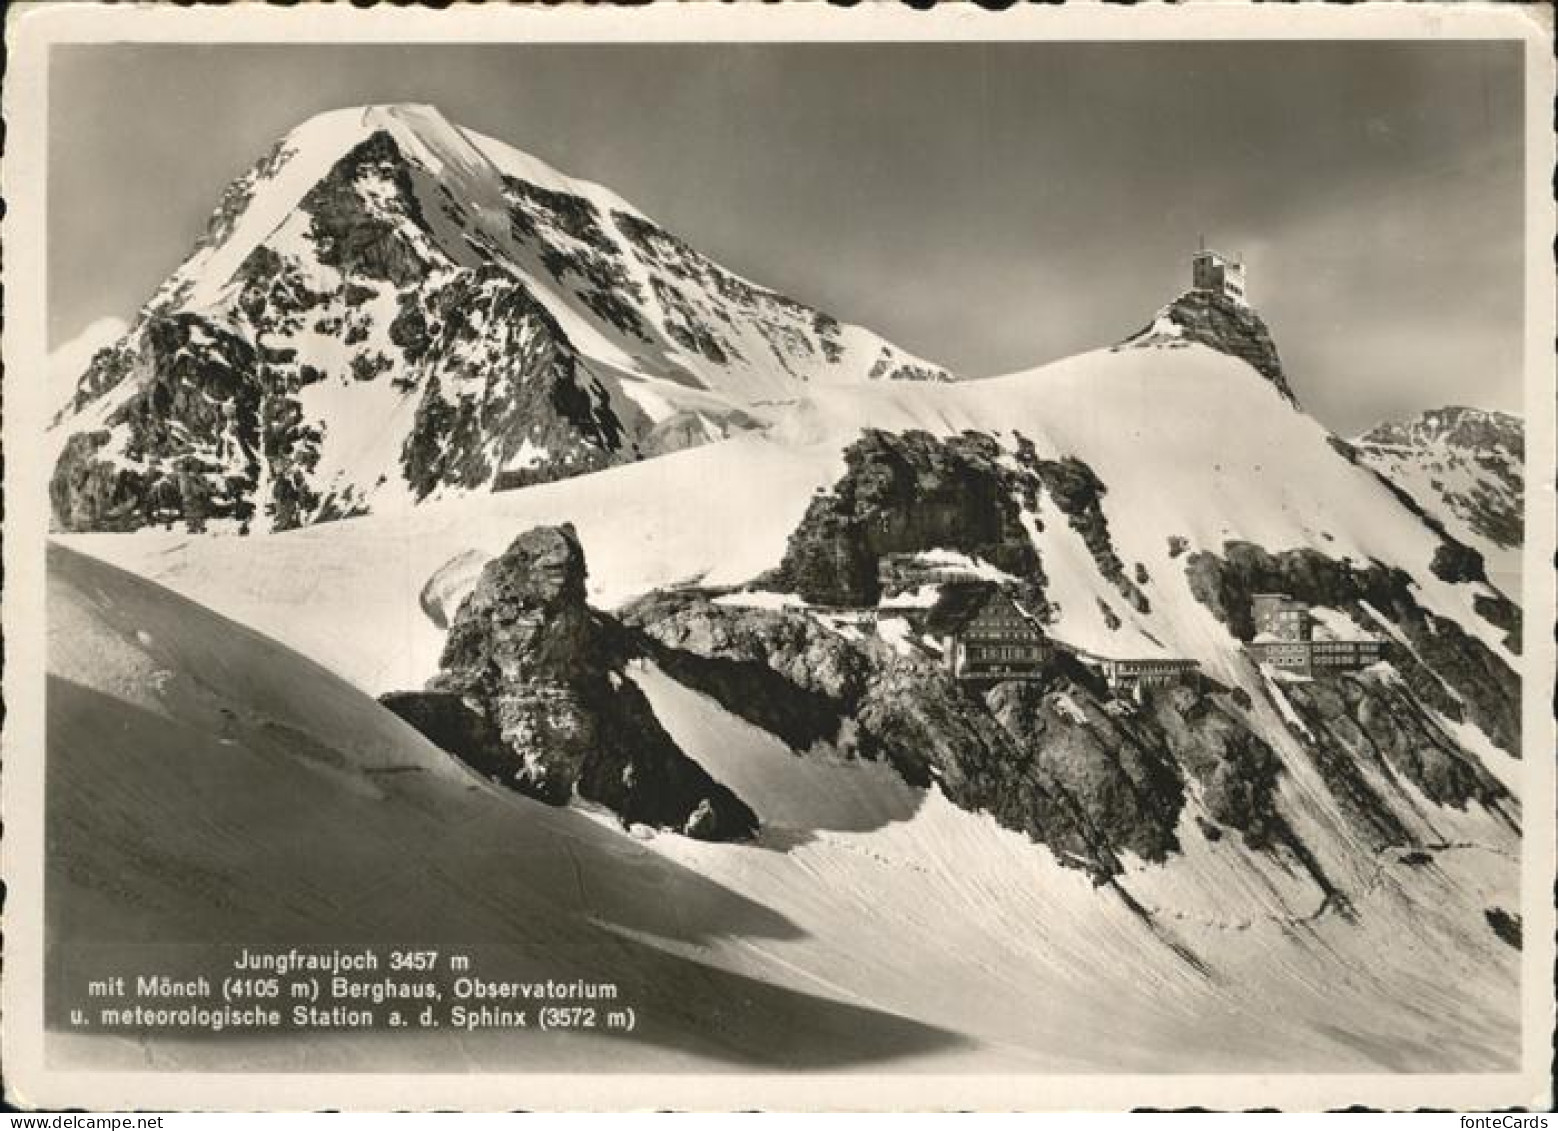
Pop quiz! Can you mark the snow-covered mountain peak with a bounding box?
[1357,405,1522,455]
[50,104,954,534]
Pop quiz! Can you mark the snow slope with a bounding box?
[45,544,1520,1074]
[46,544,975,1074]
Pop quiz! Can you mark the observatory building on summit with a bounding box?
[1191,244,1247,305]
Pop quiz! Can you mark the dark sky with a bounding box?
[49,40,1525,434]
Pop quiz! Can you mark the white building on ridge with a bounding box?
[1191,244,1248,305]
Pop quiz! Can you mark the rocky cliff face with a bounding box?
[767,428,1149,618]
[51,104,952,534]
[619,573,1518,915]
[1281,670,1511,819]
[767,430,1040,606]
[1121,289,1296,405]
[382,525,757,840]
[1184,541,1521,756]
[623,589,1321,880]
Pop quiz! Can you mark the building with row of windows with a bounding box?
[1191,245,1248,305]
[1247,636,1388,676]
[1252,592,1312,641]
[922,584,1203,697]
[1090,655,1203,693]
[1054,641,1201,697]
[1246,592,1389,675]
[924,585,1052,680]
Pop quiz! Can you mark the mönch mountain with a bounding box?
[49,103,949,534]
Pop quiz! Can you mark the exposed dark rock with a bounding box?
[769,429,1042,607]
[1484,906,1522,950]
[49,313,267,533]
[625,589,1287,878]
[303,131,431,288]
[1473,591,1522,655]
[866,346,951,383]
[432,524,596,692]
[400,267,649,501]
[1125,289,1296,405]
[618,585,1503,891]
[386,526,757,841]
[1184,541,1520,755]
[983,678,1185,865]
[624,590,1121,875]
[1147,686,1283,848]
[379,690,505,778]
[1282,671,1509,815]
[1430,541,1487,585]
[621,589,870,704]
[51,432,147,532]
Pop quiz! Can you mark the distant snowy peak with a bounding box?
[1357,405,1523,458]
[1120,288,1296,406]
[49,102,953,534]
[1352,406,1524,576]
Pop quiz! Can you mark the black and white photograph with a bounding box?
[3,2,1553,1112]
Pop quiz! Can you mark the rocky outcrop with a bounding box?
[1473,592,1522,654]
[766,428,1145,623]
[622,591,865,749]
[621,590,1330,878]
[398,265,650,500]
[1184,542,1520,756]
[768,429,1042,607]
[627,591,1118,872]
[49,313,266,533]
[983,679,1185,864]
[1012,434,1148,613]
[1124,289,1296,405]
[1147,686,1284,849]
[1280,669,1510,818]
[382,526,757,841]
[1429,541,1488,585]
[1484,907,1521,950]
